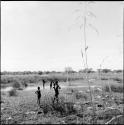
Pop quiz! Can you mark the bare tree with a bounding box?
[71,2,99,123]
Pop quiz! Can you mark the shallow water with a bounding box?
[1,86,13,92]
[1,85,102,92]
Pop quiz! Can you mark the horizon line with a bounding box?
[1,68,123,72]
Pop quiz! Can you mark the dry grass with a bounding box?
[1,86,123,124]
[1,72,123,124]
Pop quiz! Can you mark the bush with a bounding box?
[101,78,108,80]
[12,80,21,89]
[75,91,88,100]
[111,85,123,93]
[42,103,51,114]
[8,88,17,96]
[104,85,123,93]
[52,101,76,115]
[112,78,123,83]
[102,69,111,73]
[40,96,77,115]
[21,81,28,88]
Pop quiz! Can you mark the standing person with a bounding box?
[53,79,58,88]
[53,81,61,103]
[35,86,41,107]
[50,80,53,89]
[42,79,46,89]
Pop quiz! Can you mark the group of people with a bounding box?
[35,79,61,106]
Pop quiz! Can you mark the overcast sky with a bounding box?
[1,1,123,71]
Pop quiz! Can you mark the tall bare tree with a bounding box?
[72,2,99,123]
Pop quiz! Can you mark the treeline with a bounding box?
[1,73,85,87]
[1,69,123,75]
[1,71,61,75]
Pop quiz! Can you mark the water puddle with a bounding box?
[1,87,13,92]
[1,85,102,92]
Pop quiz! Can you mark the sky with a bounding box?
[1,1,123,72]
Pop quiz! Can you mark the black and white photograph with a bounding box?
[1,1,124,124]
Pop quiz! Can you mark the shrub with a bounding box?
[38,71,43,75]
[52,102,66,114]
[12,80,21,89]
[104,85,110,92]
[75,91,88,100]
[104,84,123,93]
[53,101,76,115]
[41,96,77,115]
[21,81,28,88]
[41,96,54,114]
[105,115,124,124]
[101,69,111,73]
[101,78,108,80]
[42,103,51,114]
[8,88,17,96]
[113,70,123,73]
[111,85,123,93]
[112,78,123,83]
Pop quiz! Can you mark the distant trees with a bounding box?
[1,68,123,75]
[38,71,43,75]
[97,69,102,73]
[112,69,123,73]
[65,67,76,73]
[78,68,94,73]
[44,71,50,74]
[97,69,112,73]
[101,69,112,73]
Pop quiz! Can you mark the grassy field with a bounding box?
[1,72,123,87]
[1,72,124,124]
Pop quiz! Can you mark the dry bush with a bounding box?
[104,84,123,93]
[40,96,76,115]
[96,108,122,121]
[64,115,79,124]
[40,97,53,114]
[54,100,74,115]
[105,115,124,124]
[21,81,28,88]
[8,88,17,96]
[12,81,21,89]
[112,78,123,83]
[75,91,88,100]
[101,78,108,80]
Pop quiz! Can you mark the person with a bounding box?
[50,80,53,89]
[42,79,46,89]
[35,86,41,106]
[53,79,58,88]
[53,80,61,103]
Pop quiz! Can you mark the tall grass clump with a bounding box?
[41,95,77,115]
